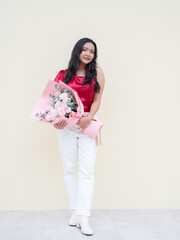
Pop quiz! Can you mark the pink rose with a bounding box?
[65,106,71,113]
[54,100,61,108]
[60,93,68,103]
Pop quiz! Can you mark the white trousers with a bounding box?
[56,112,98,216]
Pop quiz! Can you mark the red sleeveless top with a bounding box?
[54,69,96,112]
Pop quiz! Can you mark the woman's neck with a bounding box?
[76,62,86,76]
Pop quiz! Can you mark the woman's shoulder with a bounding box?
[54,68,67,83]
[96,66,105,80]
[95,66,105,86]
[57,68,68,76]
[96,66,104,75]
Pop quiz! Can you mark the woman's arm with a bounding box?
[88,66,105,120]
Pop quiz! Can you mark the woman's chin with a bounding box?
[80,58,91,64]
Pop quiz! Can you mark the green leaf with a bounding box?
[54,84,58,89]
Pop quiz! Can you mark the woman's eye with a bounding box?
[83,49,94,54]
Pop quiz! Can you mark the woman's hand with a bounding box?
[54,119,67,130]
[77,115,92,129]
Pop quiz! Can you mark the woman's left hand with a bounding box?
[77,114,92,129]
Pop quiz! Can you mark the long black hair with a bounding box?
[64,38,101,93]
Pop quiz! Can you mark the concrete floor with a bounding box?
[0,209,180,240]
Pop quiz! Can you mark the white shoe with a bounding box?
[69,209,77,227]
[76,215,93,236]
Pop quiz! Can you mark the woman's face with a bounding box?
[79,42,95,64]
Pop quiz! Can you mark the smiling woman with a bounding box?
[79,43,95,65]
[53,37,105,237]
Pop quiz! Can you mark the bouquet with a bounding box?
[30,80,84,126]
[30,80,103,145]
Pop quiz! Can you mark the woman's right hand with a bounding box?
[54,119,67,129]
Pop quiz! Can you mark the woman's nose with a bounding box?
[85,51,91,56]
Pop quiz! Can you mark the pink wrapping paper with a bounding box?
[82,119,103,138]
[82,118,104,146]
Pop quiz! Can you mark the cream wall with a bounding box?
[0,0,180,210]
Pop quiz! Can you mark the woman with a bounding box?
[53,37,105,236]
